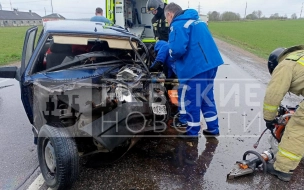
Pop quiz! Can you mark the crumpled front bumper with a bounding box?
[79,102,166,150]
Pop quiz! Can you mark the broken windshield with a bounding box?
[31,34,139,74]
[45,51,125,72]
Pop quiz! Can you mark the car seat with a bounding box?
[46,42,73,69]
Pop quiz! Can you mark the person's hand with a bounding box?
[265,119,276,130]
[150,61,163,72]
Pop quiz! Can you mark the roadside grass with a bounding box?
[209,19,304,59]
[0,26,41,66]
[1,20,304,65]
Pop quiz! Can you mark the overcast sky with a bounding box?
[0,0,303,19]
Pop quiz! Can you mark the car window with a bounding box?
[24,29,37,70]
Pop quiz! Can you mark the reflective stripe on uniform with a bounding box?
[263,103,278,112]
[278,146,302,161]
[169,49,173,58]
[286,51,304,61]
[205,115,218,122]
[187,121,201,127]
[297,57,304,66]
[184,20,195,28]
[142,38,156,43]
[165,21,169,27]
[180,85,187,114]
[153,23,158,31]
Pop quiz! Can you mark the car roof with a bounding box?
[43,20,136,38]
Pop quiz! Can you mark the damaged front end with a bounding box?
[16,22,178,189]
[33,63,170,153]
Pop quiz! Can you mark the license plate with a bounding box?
[152,103,167,115]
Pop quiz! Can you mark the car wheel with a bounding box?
[38,124,79,190]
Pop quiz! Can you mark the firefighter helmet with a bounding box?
[146,0,164,13]
[268,48,285,75]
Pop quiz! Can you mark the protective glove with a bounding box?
[150,61,163,72]
[265,119,276,130]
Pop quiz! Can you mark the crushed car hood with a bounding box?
[26,65,121,83]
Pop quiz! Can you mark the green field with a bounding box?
[0,20,303,65]
[208,19,304,59]
[0,26,42,65]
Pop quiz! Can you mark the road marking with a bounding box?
[26,174,45,190]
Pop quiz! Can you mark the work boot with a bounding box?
[171,113,187,129]
[170,120,187,128]
[202,129,220,137]
[266,162,292,182]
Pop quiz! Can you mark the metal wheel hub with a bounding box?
[45,140,56,173]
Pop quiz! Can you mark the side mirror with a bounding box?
[0,67,18,79]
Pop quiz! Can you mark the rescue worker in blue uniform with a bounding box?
[164,3,224,138]
[150,40,187,128]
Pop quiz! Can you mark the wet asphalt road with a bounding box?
[69,54,304,189]
[0,79,39,190]
[0,52,304,189]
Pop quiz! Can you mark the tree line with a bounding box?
[208,10,300,21]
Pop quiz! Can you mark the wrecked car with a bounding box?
[0,20,176,189]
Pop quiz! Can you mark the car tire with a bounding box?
[37,124,79,190]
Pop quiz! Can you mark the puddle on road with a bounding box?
[70,127,304,190]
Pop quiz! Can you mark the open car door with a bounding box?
[21,26,38,77]
[21,26,38,124]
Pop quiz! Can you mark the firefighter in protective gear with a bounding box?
[263,45,304,182]
[146,0,169,41]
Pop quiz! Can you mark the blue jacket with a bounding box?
[168,9,223,82]
[153,40,176,78]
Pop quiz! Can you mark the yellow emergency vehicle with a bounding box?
[105,0,168,43]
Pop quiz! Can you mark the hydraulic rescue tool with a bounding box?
[227,105,296,179]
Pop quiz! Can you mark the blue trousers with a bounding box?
[180,68,219,136]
